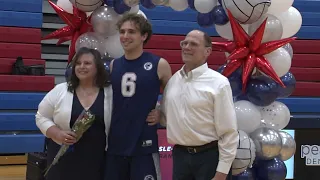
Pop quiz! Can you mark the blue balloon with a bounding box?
[102,57,112,83]
[140,0,156,9]
[187,0,196,10]
[104,0,114,6]
[246,76,279,106]
[232,168,255,180]
[113,0,130,14]
[103,59,111,74]
[197,12,215,27]
[277,71,296,98]
[212,5,229,25]
[217,64,242,97]
[65,64,72,81]
[254,157,287,180]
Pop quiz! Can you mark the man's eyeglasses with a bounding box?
[180,40,199,48]
[180,40,211,48]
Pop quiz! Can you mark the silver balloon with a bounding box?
[75,32,108,56]
[91,6,120,38]
[250,127,282,160]
[124,0,140,7]
[278,131,296,161]
[248,14,283,43]
[282,43,293,59]
[151,0,169,5]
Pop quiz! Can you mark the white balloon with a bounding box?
[263,47,291,77]
[105,33,124,58]
[137,10,147,19]
[234,100,262,134]
[248,14,283,43]
[221,0,270,24]
[129,5,140,14]
[267,0,293,15]
[57,0,74,14]
[215,22,248,40]
[260,101,291,130]
[273,6,302,38]
[194,0,217,13]
[215,23,233,40]
[69,0,103,12]
[169,0,189,11]
[86,11,93,16]
[232,130,256,175]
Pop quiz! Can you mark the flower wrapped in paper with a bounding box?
[44,109,96,176]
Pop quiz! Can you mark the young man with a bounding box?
[104,13,172,180]
[160,30,238,180]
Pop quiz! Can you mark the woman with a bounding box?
[35,47,112,180]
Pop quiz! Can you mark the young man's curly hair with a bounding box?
[116,13,153,45]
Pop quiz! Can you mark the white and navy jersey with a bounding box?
[107,52,161,156]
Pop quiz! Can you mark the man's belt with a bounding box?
[174,141,218,154]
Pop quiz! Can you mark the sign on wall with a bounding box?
[294,129,320,180]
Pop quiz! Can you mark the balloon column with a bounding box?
[212,0,300,179]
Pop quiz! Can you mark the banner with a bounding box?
[157,129,173,180]
[294,129,320,180]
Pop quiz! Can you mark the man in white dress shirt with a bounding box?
[160,30,238,180]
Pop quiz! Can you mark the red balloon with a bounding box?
[222,59,242,77]
[226,9,249,47]
[256,56,285,87]
[255,37,297,56]
[227,46,250,60]
[249,18,267,52]
[211,8,296,92]
[212,41,236,53]
[242,54,257,92]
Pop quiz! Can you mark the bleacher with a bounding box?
[0,0,320,168]
[0,0,53,164]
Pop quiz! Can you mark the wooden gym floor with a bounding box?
[0,154,27,180]
[0,165,26,180]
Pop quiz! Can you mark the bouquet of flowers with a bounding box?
[44,109,95,176]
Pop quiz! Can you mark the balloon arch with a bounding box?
[45,0,301,179]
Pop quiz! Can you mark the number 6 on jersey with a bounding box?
[121,73,137,97]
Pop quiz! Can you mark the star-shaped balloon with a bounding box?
[42,0,92,64]
[212,9,296,92]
